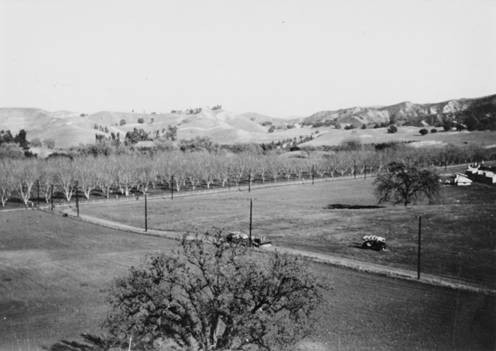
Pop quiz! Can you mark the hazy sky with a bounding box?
[1,0,495,117]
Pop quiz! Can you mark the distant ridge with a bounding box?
[302,93,496,129]
[0,93,494,148]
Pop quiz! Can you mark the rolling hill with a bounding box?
[302,94,496,129]
[0,93,494,149]
[0,107,297,148]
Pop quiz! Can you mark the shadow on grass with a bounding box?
[326,204,384,209]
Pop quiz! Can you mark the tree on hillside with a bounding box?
[14,129,29,149]
[374,162,440,206]
[165,124,178,141]
[387,125,398,134]
[50,231,322,351]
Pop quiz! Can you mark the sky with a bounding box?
[1,0,495,117]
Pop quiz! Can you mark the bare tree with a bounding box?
[12,159,38,207]
[74,157,98,200]
[0,160,15,207]
[53,159,76,202]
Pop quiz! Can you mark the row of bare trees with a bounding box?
[0,145,492,207]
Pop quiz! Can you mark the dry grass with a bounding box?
[0,211,494,350]
[83,178,496,288]
[301,127,496,148]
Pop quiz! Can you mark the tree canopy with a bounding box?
[50,231,323,351]
[374,161,440,206]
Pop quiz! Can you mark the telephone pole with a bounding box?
[171,175,174,200]
[249,198,253,247]
[144,193,148,232]
[417,216,422,280]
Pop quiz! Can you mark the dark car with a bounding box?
[362,235,386,251]
[225,231,272,248]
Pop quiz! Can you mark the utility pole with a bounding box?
[75,181,79,217]
[417,216,422,280]
[50,184,54,211]
[37,180,40,207]
[249,198,253,247]
[144,193,148,232]
[353,160,357,179]
[311,165,315,185]
[364,163,367,179]
[171,175,174,200]
[248,172,251,193]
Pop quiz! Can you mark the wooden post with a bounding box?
[353,160,357,179]
[75,181,79,217]
[417,216,422,280]
[50,184,54,211]
[171,175,174,200]
[145,193,148,232]
[249,198,253,247]
[37,180,40,207]
[312,165,315,185]
[248,172,251,193]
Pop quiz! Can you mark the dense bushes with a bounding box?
[387,125,398,133]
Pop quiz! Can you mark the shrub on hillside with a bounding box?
[431,128,437,133]
[387,125,398,133]
[137,117,145,124]
[419,128,428,135]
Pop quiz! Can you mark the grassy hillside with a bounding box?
[303,93,496,128]
[0,107,297,148]
[1,92,494,148]
[300,126,496,148]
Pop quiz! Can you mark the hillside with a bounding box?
[0,107,301,148]
[302,94,496,129]
[0,93,495,149]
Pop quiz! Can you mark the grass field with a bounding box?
[0,211,495,350]
[301,127,496,148]
[83,178,496,288]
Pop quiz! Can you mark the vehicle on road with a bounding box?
[226,231,272,248]
[362,235,387,251]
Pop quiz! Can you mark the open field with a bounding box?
[301,127,496,148]
[0,211,177,350]
[0,211,495,350]
[83,178,496,288]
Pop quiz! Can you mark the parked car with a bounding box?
[225,231,272,248]
[362,235,386,251]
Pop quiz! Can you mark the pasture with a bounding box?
[83,178,496,288]
[301,127,496,148]
[0,211,495,350]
